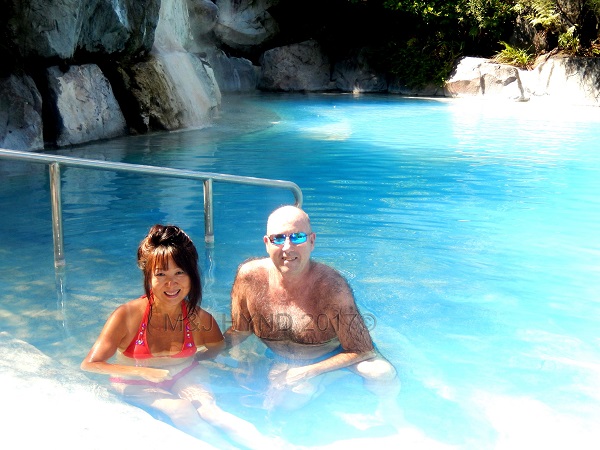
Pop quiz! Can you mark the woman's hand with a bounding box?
[140,367,171,383]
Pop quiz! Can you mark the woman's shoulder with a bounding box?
[121,295,149,310]
[191,305,215,320]
[111,296,147,320]
[189,306,220,328]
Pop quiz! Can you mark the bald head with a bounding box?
[266,205,312,235]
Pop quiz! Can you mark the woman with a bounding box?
[81,224,282,449]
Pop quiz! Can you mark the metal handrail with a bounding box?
[0,148,303,267]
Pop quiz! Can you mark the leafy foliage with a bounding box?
[373,36,463,88]
[344,0,600,85]
[492,41,534,67]
[558,26,580,52]
[515,0,560,30]
[514,0,600,54]
[373,0,517,87]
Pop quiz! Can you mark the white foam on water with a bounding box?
[0,332,216,449]
[474,391,600,450]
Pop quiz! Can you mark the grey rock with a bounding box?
[444,57,528,101]
[117,53,219,132]
[5,0,158,60]
[528,56,600,105]
[332,51,388,93]
[188,0,219,37]
[213,0,279,50]
[207,49,258,92]
[258,40,333,92]
[0,75,44,151]
[5,0,91,59]
[79,0,160,57]
[46,64,127,147]
[443,55,600,106]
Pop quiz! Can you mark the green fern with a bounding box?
[515,0,560,30]
[493,41,533,68]
[558,26,580,53]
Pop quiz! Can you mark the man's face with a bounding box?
[264,211,315,276]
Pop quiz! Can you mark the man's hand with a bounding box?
[269,365,313,388]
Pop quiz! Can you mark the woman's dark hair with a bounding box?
[137,224,201,314]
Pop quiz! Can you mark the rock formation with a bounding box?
[2,0,600,152]
[444,56,600,106]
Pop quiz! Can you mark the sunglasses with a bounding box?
[267,232,309,246]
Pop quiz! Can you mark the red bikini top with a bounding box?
[122,296,197,359]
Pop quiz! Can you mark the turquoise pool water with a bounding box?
[1,93,599,449]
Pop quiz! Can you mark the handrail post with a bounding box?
[49,163,66,267]
[1,148,302,247]
[203,178,214,245]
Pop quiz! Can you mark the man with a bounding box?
[226,205,396,397]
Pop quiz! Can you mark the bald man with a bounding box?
[226,205,396,400]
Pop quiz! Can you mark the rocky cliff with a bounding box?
[1,0,269,151]
[2,0,600,152]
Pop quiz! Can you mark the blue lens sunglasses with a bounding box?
[267,232,309,246]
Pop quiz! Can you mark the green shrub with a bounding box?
[558,26,580,53]
[492,41,534,68]
[376,36,463,89]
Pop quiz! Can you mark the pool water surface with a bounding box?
[1,93,599,449]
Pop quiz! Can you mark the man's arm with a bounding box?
[224,261,256,349]
[312,276,397,383]
[275,349,376,386]
[273,270,377,386]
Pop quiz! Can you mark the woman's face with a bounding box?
[150,256,191,306]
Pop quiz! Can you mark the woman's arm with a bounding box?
[80,304,170,382]
[193,308,225,360]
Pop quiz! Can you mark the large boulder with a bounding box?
[188,0,219,38]
[206,49,258,92]
[46,64,127,147]
[444,57,528,101]
[478,62,526,100]
[444,57,486,96]
[78,0,160,57]
[4,0,90,59]
[213,0,279,50]
[113,53,220,132]
[258,40,333,92]
[332,50,388,93]
[4,0,159,60]
[0,75,44,151]
[528,56,600,106]
[442,55,600,106]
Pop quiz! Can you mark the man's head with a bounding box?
[264,205,315,276]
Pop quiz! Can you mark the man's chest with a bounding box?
[249,298,337,344]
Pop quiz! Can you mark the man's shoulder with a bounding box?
[311,261,344,278]
[310,261,351,292]
[237,257,269,276]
